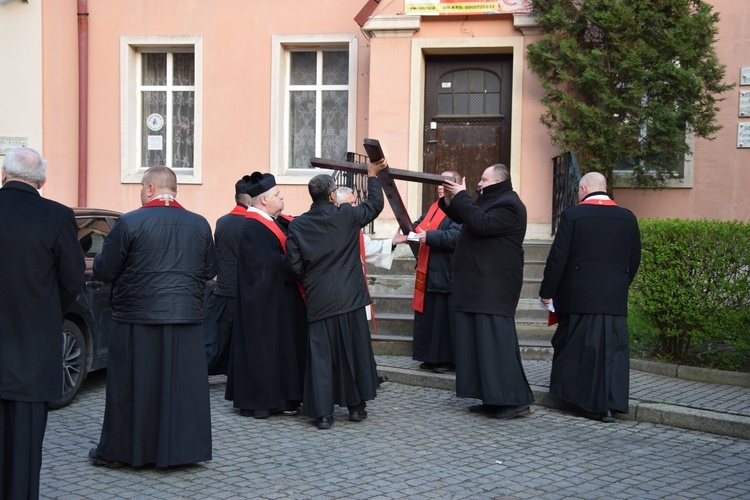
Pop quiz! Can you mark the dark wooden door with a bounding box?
[422,54,512,213]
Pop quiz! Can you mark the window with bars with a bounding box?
[121,36,202,184]
[437,69,501,116]
[140,51,195,170]
[287,49,350,169]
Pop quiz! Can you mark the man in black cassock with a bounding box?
[539,172,641,422]
[204,175,252,375]
[225,172,307,418]
[1,147,84,499]
[286,160,388,430]
[89,165,217,468]
[441,163,534,420]
[394,171,462,374]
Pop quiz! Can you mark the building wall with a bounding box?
[0,0,42,168]
[38,0,749,236]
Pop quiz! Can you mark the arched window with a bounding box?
[437,69,501,115]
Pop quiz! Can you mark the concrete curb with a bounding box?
[377,365,750,440]
[630,358,750,388]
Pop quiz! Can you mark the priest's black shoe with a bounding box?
[316,416,333,430]
[600,410,616,423]
[468,403,500,413]
[487,405,531,420]
[349,410,368,422]
[88,448,126,468]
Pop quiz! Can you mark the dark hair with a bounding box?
[308,174,336,202]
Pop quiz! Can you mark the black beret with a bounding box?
[235,175,252,195]
[246,171,276,197]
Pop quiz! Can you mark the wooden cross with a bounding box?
[309,157,448,258]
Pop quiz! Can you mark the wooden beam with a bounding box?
[310,157,445,258]
[309,158,448,185]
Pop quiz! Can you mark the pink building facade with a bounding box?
[2,0,748,236]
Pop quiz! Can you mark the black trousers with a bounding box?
[1,399,48,500]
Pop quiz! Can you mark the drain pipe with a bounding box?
[77,0,88,207]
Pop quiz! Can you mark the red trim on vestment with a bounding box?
[412,202,447,313]
[229,204,247,216]
[141,198,184,209]
[245,211,305,300]
[579,198,618,206]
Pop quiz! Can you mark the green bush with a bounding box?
[629,219,750,371]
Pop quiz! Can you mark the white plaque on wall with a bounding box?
[738,123,750,148]
[741,67,750,86]
[0,136,28,155]
[740,91,750,117]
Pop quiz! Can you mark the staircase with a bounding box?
[368,240,556,360]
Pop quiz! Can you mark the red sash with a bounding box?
[412,202,447,313]
[141,197,184,209]
[579,198,618,206]
[245,211,305,300]
[546,196,617,326]
[229,204,247,216]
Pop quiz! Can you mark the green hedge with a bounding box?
[629,219,750,371]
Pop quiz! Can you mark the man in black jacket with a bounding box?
[286,159,387,430]
[539,172,641,422]
[441,163,534,420]
[204,175,251,375]
[89,165,217,468]
[0,147,84,499]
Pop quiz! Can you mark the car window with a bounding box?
[77,218,112,258]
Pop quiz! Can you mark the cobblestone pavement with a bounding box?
[378,356,750,418]
[41,370,750,499]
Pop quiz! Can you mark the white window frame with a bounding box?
[120,35,203,184]
[270,34,358,185]
[613,129,694,189]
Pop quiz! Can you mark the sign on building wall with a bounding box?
[738,123,750,148]
[405,0,532,15]
[0,137,28,155]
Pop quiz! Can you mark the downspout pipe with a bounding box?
[77,0,88,207]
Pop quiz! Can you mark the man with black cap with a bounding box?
[286,159,388,430]
[225,172,307,419]
[203,176,252,375]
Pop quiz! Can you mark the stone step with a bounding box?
[523,240,553,261]
[371,297,551,323]
[368,276,544,299]
[369,331,554,360]
[370,313,555,341]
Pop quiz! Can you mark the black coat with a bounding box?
[414,210,461,293]
[0,181,85,402]
[226,216,307,409]
[94,204,217,324]
[287,176,384,322]
[213,207,247,298]
[440,179,527,317]
[539,201,641,316]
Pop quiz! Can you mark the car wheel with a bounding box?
[50,320,89,410]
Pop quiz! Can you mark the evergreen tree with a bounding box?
[527,0,734,189]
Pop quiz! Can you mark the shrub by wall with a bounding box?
[629,219,750,371]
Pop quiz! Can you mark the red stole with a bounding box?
[245,211,305,299]
[546,196,618,326]
[141,198,184,209]
[579,198,618,206]
[246,211,288,247]
[229,204,247,216]
[412,202,447,313]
